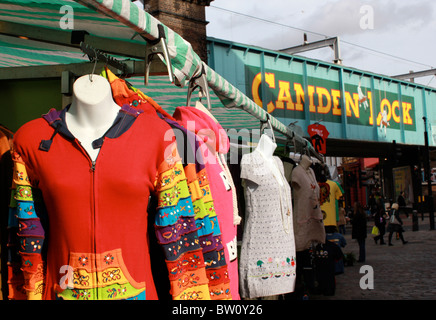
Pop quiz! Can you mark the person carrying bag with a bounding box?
[387,203,408,246]
[373,199,387,245]
[371,225,379,237]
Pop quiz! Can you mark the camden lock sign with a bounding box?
[207,38,436,146]
[246,66,418,143]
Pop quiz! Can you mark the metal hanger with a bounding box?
[260,113,276,143]
[144,24,176,86]
[80,42,129,77]
[186,64,212,110]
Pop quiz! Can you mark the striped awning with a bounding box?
[74,0,315,151]
[0,0,317,155]
[0,0,139,41]
[0,35,87,67]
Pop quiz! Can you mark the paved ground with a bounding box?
[311,212,436,300]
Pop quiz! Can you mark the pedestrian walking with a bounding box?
[351,202,367,262]
[387,203,408,246]
[373,198,387,245]
[397,191,408,218]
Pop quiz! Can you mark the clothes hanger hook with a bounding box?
[89,50,98,82]
[266,114,276,144]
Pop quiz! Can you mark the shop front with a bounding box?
[207,37,436,210]
[2,0,436,303]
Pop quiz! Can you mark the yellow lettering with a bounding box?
[345,92,360,118]
[402,102,413,125]
[308,85,316,113]
[251,73,263,108]
[377,99,392,125]
[316,87,332,114]
[251,72,276,113]
[276,81,294,110]
[331,89,341,116]
[293,83,305,111]
[381,99,392,121]
[265,73,276,113]
[368,91,374,125]
[265,73,276,89]
[392,101,401,123]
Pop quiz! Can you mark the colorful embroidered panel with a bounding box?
[247,256,297,281]
[105,69,233,300]
[154,144,211,299]
[8,152,45,300]
[55,249,146,300]
[154,216,198,244]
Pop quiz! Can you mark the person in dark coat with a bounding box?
[397,191,408,218]
[352,202,367,262]
[387,203,408,246]
[373,198,387,245]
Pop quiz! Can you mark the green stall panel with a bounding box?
[0,78,62,132]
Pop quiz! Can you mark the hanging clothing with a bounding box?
[0,130,12,157]
[313,240,342,296]
[239,140,296,298]
[163,118,233,299]
[325,232,346,275]
[0,125,13,154]
[0,125,13,300]
[291,164,325,252]
[7,99,216,300]
[173,106,241,300]
[280,157,296,184]
[307,123,329,155]
[319,179,343,227]
[103,69,233,300]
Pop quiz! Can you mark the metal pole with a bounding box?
[423,117,435,230]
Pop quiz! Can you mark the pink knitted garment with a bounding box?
[174,106,241,300]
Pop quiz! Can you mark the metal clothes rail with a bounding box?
[75,0,321,161]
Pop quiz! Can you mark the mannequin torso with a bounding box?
[65,74,120,161]
[256,133,276,159]
[299,155,312,170]
[255,134,284,186]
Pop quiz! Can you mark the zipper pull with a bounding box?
[90,161,96,172]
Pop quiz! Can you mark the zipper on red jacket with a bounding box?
[91,161,96,171]
[75,139,100,299]
[90,159,98,299]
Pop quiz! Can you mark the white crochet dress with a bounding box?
[239,151,296,299]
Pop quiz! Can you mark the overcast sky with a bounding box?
[206,0,436,87]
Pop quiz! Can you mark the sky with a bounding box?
[205,0,436,87]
